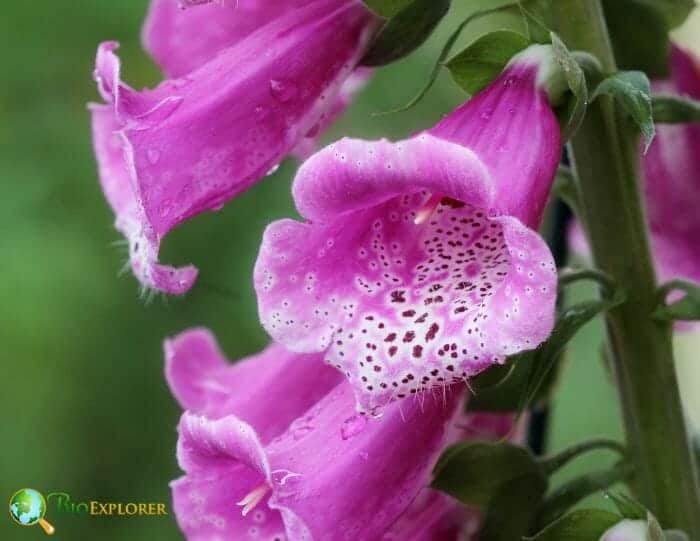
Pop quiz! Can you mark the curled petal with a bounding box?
[90,103,198,294]
[91,0,378,293]
[292,135,494,223]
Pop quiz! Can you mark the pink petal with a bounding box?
[431,57,561,229]
[91,1,378,293]
[255,137,556,413]
[174,413,286,540]
[164,329,342,439]
[175,384,466,540]
[643,46,700,285]
[143,0,320,79]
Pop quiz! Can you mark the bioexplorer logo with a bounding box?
[9,489,169,535]
[8,488,55,535]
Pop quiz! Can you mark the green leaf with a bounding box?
[516,0,553,44]
[432,441,546,506]
[550,32,588,141]
[552,165,581,214]
[481,475,548,541]
[593,71,655,150]
[536,464,633,526]
[362,0,414,18]
[605,492,647,519]
[470,362,515,393]
[516,293,626,415]
[653,94,700,124]
[361,0,451,67]
[377,1,531,115]
[469,293,625,413]
[602,0,671,77]
[526,509,622,540]
[653,280,700,321]
[446,30,530,96]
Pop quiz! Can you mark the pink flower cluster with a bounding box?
[89,1,572,539]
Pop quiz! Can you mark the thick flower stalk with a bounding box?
[254,45,561,413]
[90,0,379,294]
[165,328,515,540]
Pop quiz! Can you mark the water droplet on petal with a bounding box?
[340,414,368,440]
[269,79,298,103]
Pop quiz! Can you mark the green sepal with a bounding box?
[592,71,655,150]
[361,0,451,67]
[445,30,530,96]
[653,94,700,124]
[432,441,546,506]
[550,32,589,141]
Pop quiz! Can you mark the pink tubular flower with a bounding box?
[642,46,700,288]
[165,328,514,540]
[143,0,374,158]
[90,1,379,294]
[254,45,561,413]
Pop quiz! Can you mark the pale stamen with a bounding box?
[414,194,442,225]
[236,483,270,517]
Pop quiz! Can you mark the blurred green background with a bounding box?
[0,1,624,539]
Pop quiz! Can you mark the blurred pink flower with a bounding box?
[90,0,379,294]
[570,46,700,328]
[165,329,516,540]
[254,46,561,413]
[642,46,700,289]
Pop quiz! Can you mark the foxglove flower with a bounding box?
[143,0,374,158]
[90,0,379,294]
[165,328,513,540]
[254,45,561,413]
[642,46,700,289]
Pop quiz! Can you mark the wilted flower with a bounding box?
[254,45,561,413]
[165,328,515,540]
[90,0,379,294]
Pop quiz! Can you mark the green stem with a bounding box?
[539,438,626,475]
[551,1,700,534]
[536,463,634,528]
